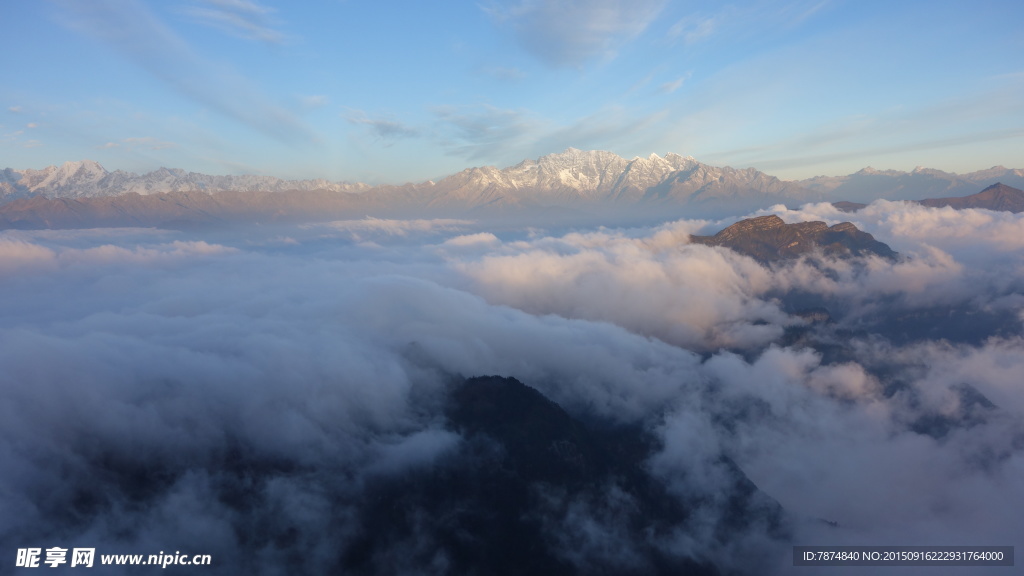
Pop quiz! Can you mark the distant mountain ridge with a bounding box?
[918,182,1024,213]
[0,150,817,210]
[0,159,371,199]
[0,149,824,227]
[1,150,1022,229]
[802,165,1024,203]
[833,182,1024,214]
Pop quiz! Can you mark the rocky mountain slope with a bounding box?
[690,215,896,262]
[343,375,784,575]
[917,182,1024,213]
[419,148,815,210]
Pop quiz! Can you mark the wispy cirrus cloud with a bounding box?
[183,0,286,44]
[433,104,542,160]
[53,0,318,146]
[701,81,1024,174]
[100,136,177,151]
[430,103,665,165]
[668,16,717,45]
[666,1,833,48]
[484,0,666,68]
[478,65,527,81]
[345,109,421,143]
[659,76,686,94]
[299,94,329,109]
[124,136,177,150]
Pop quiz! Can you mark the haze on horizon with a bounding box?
[2,0,1023,184]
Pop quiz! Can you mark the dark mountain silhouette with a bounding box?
[918,182,1024,213]
[343,375,786,575]
[832,183,1024,213]
[690,215,896,262]
[831,200,867,213]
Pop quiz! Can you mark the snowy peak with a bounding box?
[9,160,109,197]
[918,182,1024,213]
[0,161,370,199]
[7,152,1021,227]
[423,149,816,210]
[0,151,820,218]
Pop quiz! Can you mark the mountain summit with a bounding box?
[400,148,817,214]
[0,161,369,200]
[918,182,1024,213]
[2,152,1023,230]
[690,215,896,262]
[0,150,823,228]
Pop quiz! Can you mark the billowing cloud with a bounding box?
[452,222,791,350]
[307,217,474,242]
[1,204,1021,574]
[0,238,58,273]
[762,200,1024,258]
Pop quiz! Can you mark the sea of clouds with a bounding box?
[1,201,1021,574]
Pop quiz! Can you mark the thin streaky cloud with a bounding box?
[702,80,1024,172]
[665,1,831,48]
[479,66,527,81]
[433,104,542,161]
[659,77,685,94]
[668,16,717,45]
[345,110,421,142]
[734,127,1024,173]
[184,0,287,44]
[300,95,329,109]
[54,0,317,146]
[486,0,666,68]
[123,136,177,150]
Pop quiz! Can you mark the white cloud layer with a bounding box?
[1,205,1021,573]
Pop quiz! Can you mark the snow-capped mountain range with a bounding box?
[1,149,1022,229]
[415,148,814,209]
[0,159,371,199]
[0,149,819,211]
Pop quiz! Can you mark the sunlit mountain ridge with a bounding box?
[2,149,1022,229]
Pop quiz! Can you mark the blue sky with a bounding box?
[1,0,1022,183]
